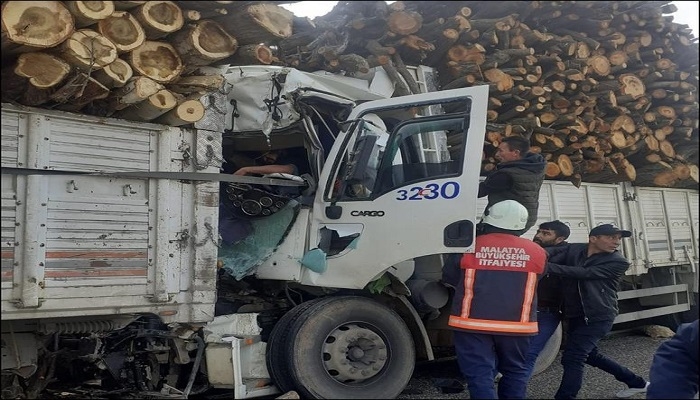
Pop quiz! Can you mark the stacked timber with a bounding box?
[0,1,697,189]
[0,0,282,125]
[274,0,698,189]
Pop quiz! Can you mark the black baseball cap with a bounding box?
[589,224,632,238]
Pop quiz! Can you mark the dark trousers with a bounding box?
[524,309,562,379]
[555,317,647,399]
[453,330,532,399]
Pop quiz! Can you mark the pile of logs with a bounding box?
[277,1,699,189]
[1,0,293,126]
[1,1,698,189]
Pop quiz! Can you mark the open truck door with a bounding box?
[302,85,490,288]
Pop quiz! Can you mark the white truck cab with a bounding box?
[208,79,491,399]
[1,63,491,399]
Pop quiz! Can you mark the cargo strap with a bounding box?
[1,167,306,187]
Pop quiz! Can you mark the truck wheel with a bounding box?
[285,296,415,399]
[532,322,562,376]
[266,297,334,392]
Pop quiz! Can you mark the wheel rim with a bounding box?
[321,323,388,383]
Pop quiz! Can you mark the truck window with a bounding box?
[334,114,466,201]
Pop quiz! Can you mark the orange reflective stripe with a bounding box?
[520,272,537,322]
[448,316,539,334]
[460,268,476,318]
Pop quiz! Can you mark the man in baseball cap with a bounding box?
[589,224,632,238]
[587,224,632,256]
[543,223,649,398]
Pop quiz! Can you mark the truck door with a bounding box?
[303,86,489,289]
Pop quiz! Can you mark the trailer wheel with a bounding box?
[532,322,562,376]
[266,298,334,392]
[284,296,415,399]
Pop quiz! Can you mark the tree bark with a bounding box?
[113,1,145,10]
[167,75,226,95]
[95,75,164,115]
[117,88,177,121]
[50,72,110,111]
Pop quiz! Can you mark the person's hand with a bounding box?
[233,167,250,176]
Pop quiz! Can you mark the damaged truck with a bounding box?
[1,65,492,399]
[2,64,698,399]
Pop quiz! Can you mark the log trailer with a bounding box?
[1,66,698,399]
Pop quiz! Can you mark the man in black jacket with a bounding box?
[524,220,570,379]
[479,136,546,235]
[545,224,648,399]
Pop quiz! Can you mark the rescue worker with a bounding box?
[478,136,546,235]
[442,200,547,399]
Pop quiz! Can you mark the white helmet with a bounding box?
[482,200,529,230]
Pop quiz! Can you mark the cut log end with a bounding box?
[545,162,561,178]
[587,55,611,76]
[14,52,71,88]
[1,1,75,50]
[129,41,184,83]
[134,1,184,39]
[154,99,205,126]
[557,154,574,177]
[111,76,164,109]
[97,11,147,53]
[172,20,238,67]
[387,10,423,35]
[619,74,646,99]
[194,21,237,57]
[240,3,294,41]
[93,58,133,88]
[60,30,118,70]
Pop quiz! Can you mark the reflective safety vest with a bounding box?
[448,232,547,335]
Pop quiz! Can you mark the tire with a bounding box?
[284,296,415,399]
[266,298,335,392]
[532,322,562,376]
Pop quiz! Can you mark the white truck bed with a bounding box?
[477,179,699,273]
[477,179,699,324]
[1,104,219,323]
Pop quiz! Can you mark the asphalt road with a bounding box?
[398,330,666,399]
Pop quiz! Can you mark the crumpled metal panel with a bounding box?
[194,86,232,133]
[193,129,223,170]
